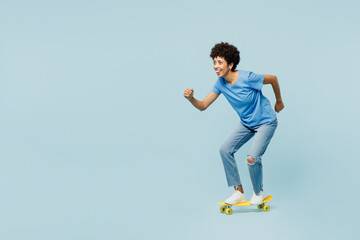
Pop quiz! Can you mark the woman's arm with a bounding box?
[184,89,219,111]
[264,75,285,113]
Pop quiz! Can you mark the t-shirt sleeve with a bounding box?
[248,71,264,91]
[211,79,222,94]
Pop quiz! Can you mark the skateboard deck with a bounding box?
[218,195,273,215]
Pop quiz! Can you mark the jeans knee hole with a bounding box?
[247,156,255,165]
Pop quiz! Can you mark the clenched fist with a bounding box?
[274,100,285,113]
[184,88,194,100]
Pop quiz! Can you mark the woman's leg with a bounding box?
[247,119,278,194]
[219,122,254,188]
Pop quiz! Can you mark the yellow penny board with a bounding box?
[218,195,273,207]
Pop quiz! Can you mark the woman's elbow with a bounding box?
[200,103,208,111]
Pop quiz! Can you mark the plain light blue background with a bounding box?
[1,0,359,239]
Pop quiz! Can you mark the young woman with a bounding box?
[184,42,284,205]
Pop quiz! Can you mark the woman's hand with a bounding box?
[275,100,284,113]
[184,88,194,100]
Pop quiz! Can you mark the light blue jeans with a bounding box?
[219,119,278,194]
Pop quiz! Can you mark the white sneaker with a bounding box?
[250,190,264,205]
[225,190,246,204]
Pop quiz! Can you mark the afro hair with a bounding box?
[210,42,240,71]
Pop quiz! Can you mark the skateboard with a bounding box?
[218,195,273,215]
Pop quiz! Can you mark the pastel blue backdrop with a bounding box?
[1,0,359,239]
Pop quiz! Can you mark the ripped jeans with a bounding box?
[219,119,278,194]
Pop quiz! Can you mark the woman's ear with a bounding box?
[229,63,233,70]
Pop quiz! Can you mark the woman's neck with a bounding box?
[223,70,238,85]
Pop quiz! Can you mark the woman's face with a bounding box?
[213,56,232,77]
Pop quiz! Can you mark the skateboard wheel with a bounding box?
[263,205,270,212]
[225,207,233,215]
[220,206,226,213]
[257,204,264,209]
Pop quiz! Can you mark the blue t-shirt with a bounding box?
[212,70,277,128]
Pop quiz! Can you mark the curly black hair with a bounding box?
[210,42,240,71]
